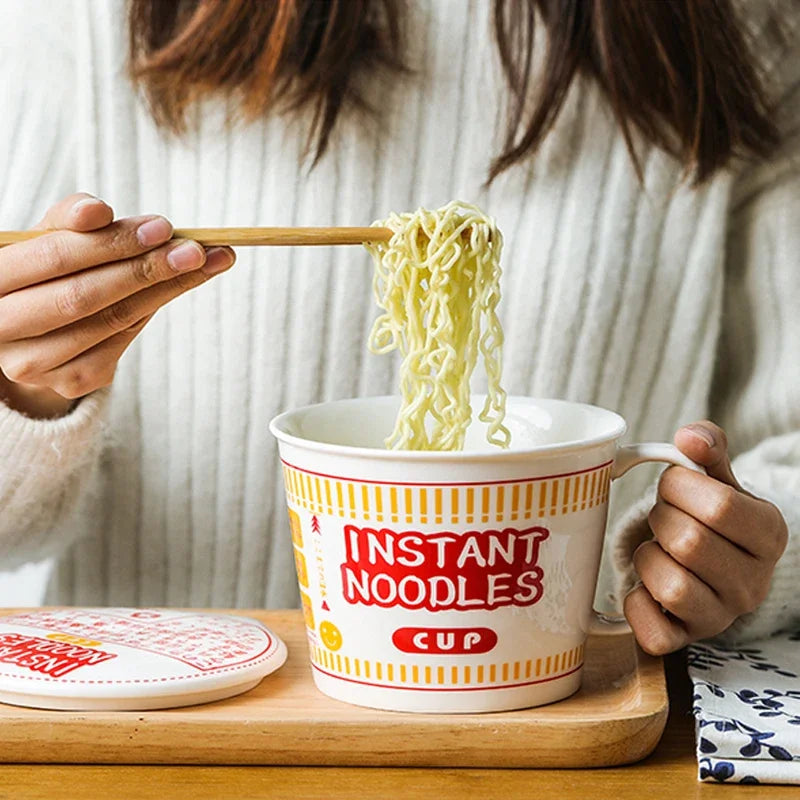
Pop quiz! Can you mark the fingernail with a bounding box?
[137,217,173,247]
[201,247,235,276]
[167,240,206,272]
[685,424,715,447]
[72,197,106,214]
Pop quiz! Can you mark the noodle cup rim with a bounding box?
[269,395,628,462]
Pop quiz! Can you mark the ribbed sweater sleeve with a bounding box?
[708,97,800,645]
[0,391,110,568]
[0,1,110,568]
[609,16,800,644]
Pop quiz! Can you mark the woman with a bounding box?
[0,0,796,654]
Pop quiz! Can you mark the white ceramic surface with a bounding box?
[270,396,700,713]
[0,608,287,710]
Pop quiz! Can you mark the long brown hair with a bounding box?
[129,0,779,182]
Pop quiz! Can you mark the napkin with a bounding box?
[688,629,800,785]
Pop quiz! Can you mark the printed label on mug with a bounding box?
[281,459,612,699]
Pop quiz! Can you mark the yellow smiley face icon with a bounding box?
[319,620,343,651]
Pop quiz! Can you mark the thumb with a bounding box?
[34,192,113,233]
[674,421,742,489]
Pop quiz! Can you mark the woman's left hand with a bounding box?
[624,421,789,655]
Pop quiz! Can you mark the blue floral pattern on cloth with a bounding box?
[688,628,800,784]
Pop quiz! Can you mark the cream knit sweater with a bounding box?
[1,0,798,644]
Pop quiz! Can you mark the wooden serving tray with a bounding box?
[0,609,667,768]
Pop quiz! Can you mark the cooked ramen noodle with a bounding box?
[365,201,510,451]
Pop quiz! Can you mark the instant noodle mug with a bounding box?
[269,396,702,713]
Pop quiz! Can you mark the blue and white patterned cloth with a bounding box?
[688,629,800,784]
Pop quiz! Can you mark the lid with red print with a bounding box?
[0,608,287,711]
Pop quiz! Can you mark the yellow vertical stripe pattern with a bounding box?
[310,644,584,687]
[282,463,613,522]
[313,477,323,513]
[361,484,370,520]
[404,487,413,523]
[309,643,585,687]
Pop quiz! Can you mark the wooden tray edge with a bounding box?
[0,609,670,768]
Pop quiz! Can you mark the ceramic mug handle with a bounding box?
[588,442,706,636]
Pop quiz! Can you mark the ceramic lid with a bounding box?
[0,607,287,711]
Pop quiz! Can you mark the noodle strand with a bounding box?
[365,201,510,451]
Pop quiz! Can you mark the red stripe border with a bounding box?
[279,460,612,487]
[310,662,583,692]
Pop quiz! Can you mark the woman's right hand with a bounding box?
[0,193,235,419]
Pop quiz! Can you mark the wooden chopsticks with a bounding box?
[0,226,394,248]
